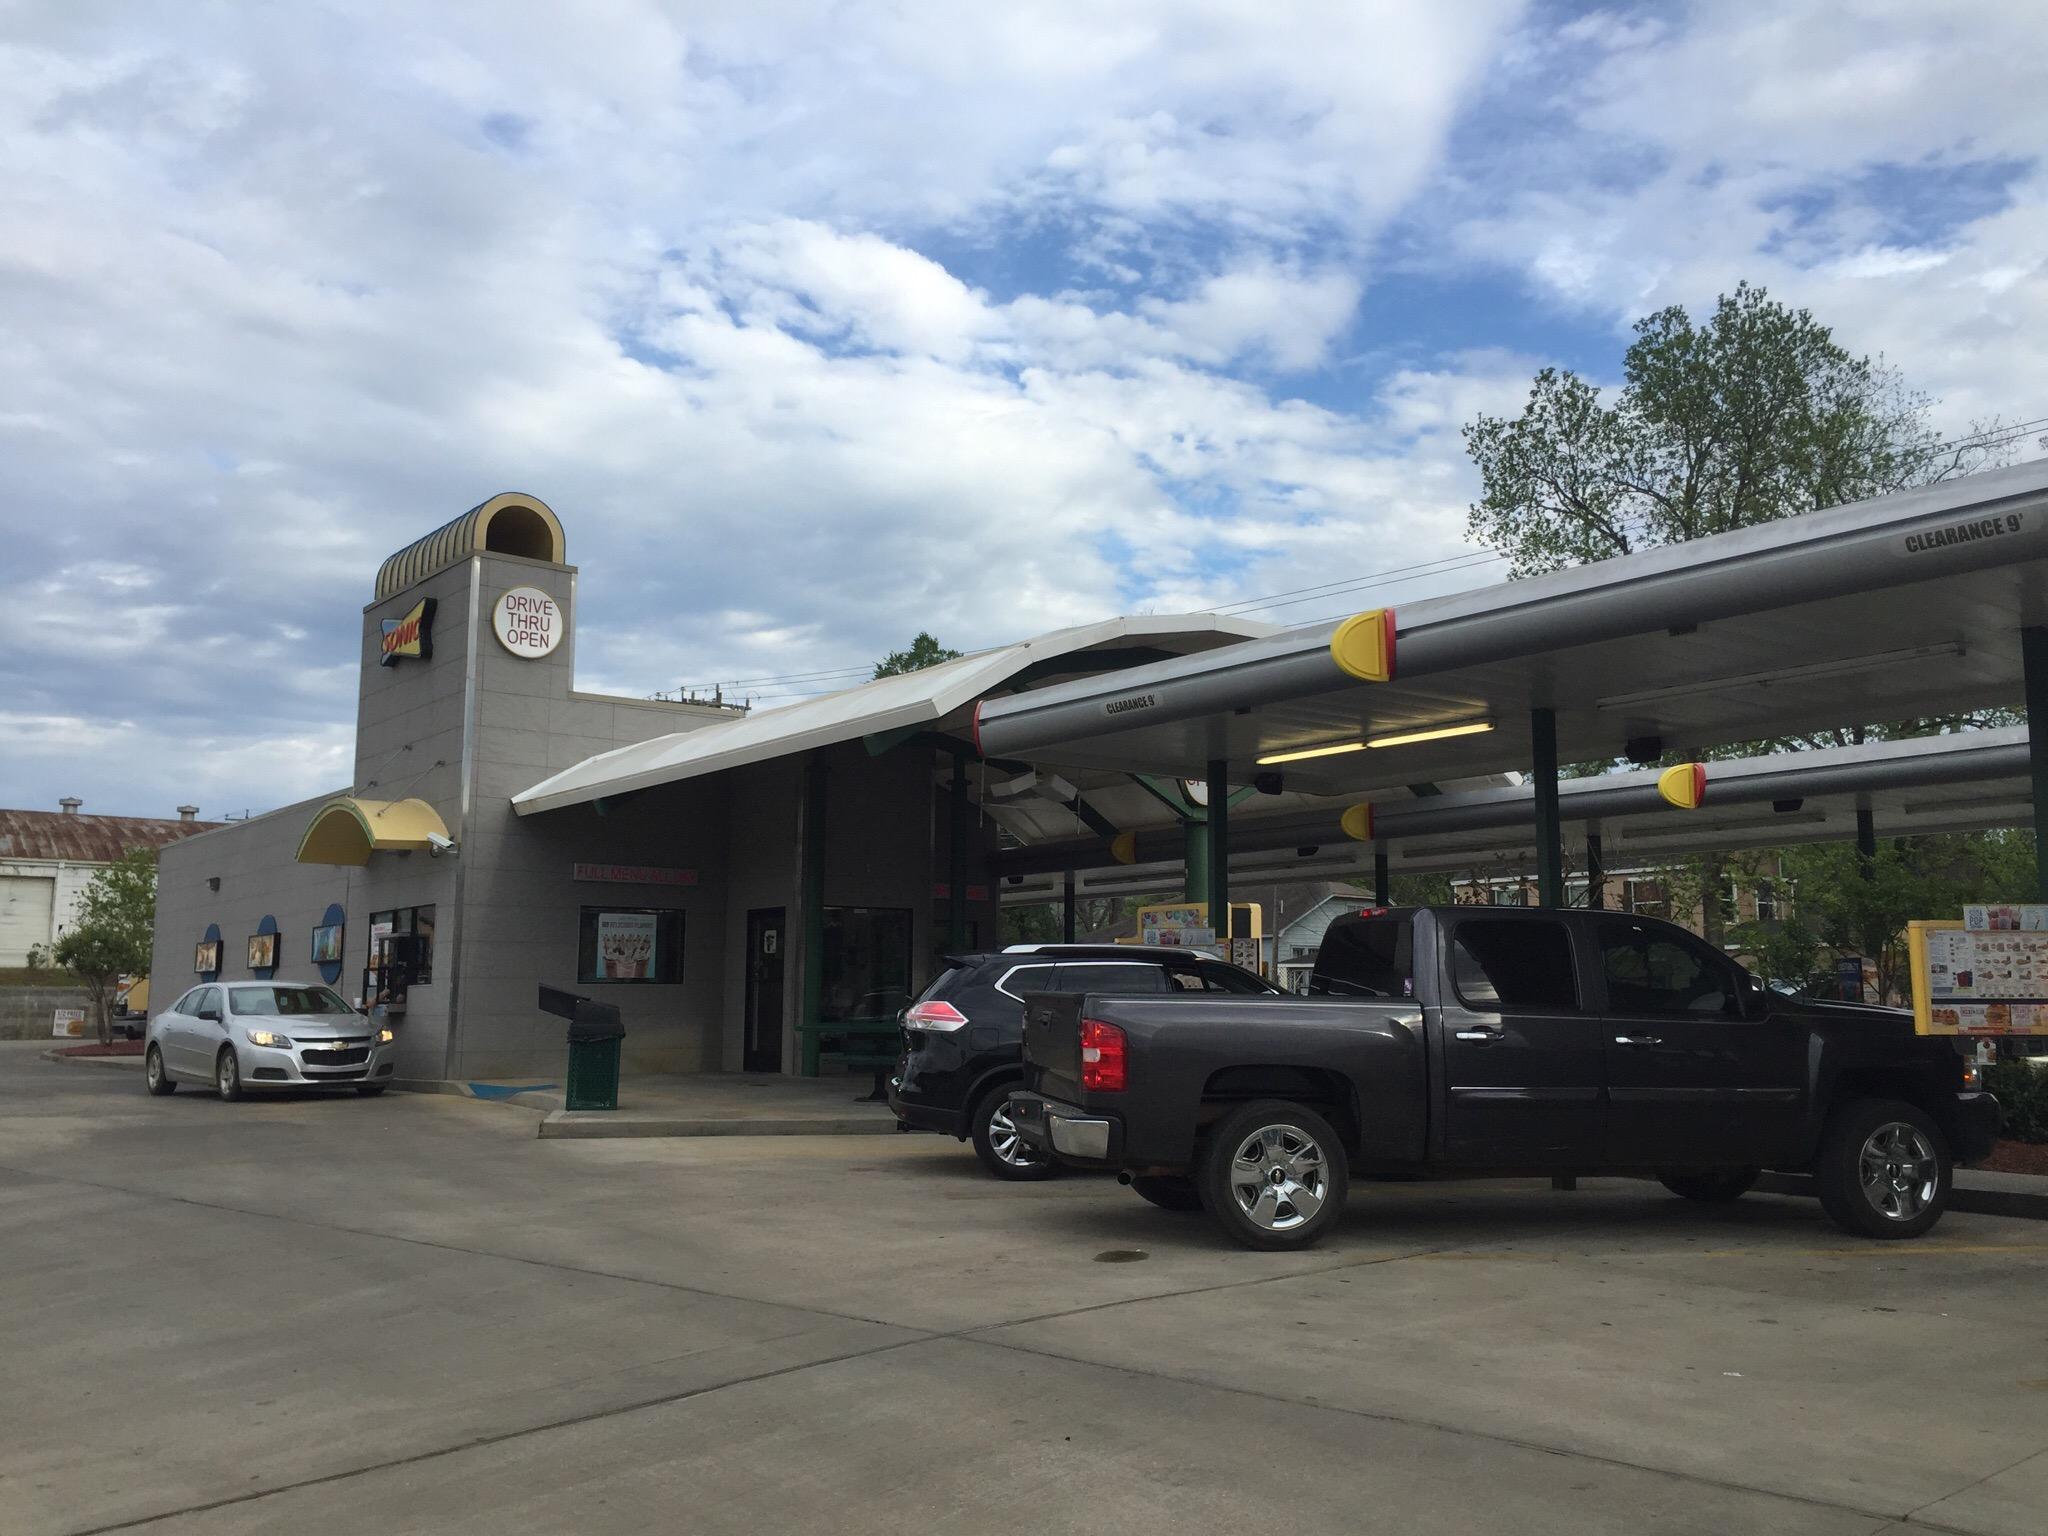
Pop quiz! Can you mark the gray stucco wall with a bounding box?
[147,522,990,1083]
[150,789,458,1079]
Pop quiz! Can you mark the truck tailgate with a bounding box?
[1020,990,1086,1101]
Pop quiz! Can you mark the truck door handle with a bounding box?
[1613,1034,1663,1047]
[1454,1027,1503,1042]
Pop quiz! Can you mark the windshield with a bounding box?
[229,985,355,1017]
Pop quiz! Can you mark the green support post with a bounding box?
[2030,627,2048,899]
[798,751,826,1076]
[1585,834,1604,909]
[1183,817,1208,905]
[1855,806,1878,881]
[1062,870,1077,943]
[949,752,969,950]
[1532,708,1564,909]
[1207,759,1231,939]
[1373,849,1390,908]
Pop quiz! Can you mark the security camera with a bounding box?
[426,832,457,856]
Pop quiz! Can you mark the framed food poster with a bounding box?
[1908,919,2048,1035]
[247,932,278,971]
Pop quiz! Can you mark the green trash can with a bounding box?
[565,1032,622,1111]
[540,985,624,1111]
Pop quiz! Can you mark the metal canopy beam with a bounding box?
[973,462,2048,791]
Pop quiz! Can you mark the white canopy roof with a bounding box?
[512,614,1275,816]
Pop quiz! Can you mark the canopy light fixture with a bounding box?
[1255,741,1367,765]
[1257,720,1495,765]
[1366,720,1496,750]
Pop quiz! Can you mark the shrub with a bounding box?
[1985,1060,2048,1143]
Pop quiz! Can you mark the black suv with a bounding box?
[889,944,1278,1179]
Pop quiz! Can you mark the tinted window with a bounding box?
[1053,963,1170,995]
[1309,917,1412,998]
[1192,964,1277,994]
[1450,919,1579,1010]
[917,966,966,1003]
[228,986,354,1017]
[994,963,1059,1000]
[191,987,222,1017]
[1598,920,1735,1015]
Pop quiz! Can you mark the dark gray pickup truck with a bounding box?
[1008,905,1999,1250]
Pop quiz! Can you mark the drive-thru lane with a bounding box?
[3,1044,2044,1536]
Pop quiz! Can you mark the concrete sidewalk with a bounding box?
[418,1069,902,1139]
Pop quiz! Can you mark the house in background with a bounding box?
[0,801,219,964]
[1272,888,1373,992]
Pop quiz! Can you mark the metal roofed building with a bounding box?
[975,458,2048,916]
[2,802,219,964]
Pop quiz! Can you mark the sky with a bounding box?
[5,0,2048,820]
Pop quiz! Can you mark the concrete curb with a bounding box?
[539,1111,899,1140]
[40,1049,142,1069]
[1757,1170,2048,1222]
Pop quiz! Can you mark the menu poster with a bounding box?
[595,911,659,980]
[1963,904,2048,932]
[1914,920,2048,1035]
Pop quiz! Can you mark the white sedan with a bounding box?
[146,980,398,1100]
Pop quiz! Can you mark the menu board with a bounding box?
[1137,903,1216,949]
[1909,919,2048,1034]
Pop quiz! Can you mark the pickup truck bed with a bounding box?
[1010,905,1999,1250]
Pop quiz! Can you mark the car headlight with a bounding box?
[376,1028,396,1044]
[245,1029,293,1048]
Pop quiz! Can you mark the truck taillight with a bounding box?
[1080,1018,1126,1091]
[904,1001,968,1034]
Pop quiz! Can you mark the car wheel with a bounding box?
[971,1088,1056,1181]
[1815,1098,1951,1240]
[215,1047,245,1103]
[355,1084,387,1097]
[144,1045,176,1096]
[1656,1167,1760,1203]
[1196,1099,1349,1251]
[1129,1174,1203,1212]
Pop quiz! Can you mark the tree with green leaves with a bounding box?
[1771,832,2036,1003]
[874,632,962,678]
[1464,282,2009,578]
[54,847,158,1045]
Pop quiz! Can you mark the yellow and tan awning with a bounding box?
[296,797,451,866]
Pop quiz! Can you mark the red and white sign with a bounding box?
[493,586,564,658]
[573,863,698,887]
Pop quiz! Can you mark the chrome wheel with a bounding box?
[987,1103,1043,1167]
[217,1050,240,1100]
[146,1050,162,1091]
[1227,1123,1328,1232]
[1859,1121,1938,1223]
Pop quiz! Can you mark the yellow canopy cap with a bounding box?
[296,797,452,866]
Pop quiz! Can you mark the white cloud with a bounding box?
[3,0,2045,816]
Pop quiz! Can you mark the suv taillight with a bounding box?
[1080,1018,1126,1091]
[904,1000,969,1034]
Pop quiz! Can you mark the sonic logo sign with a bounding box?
[379,597,435,667]
[493,586,563,658]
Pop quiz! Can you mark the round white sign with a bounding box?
[493,586,564,658]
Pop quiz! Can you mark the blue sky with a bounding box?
[3,0,2047,817]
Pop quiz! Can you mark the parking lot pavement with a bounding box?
[4,1043,2046,1536]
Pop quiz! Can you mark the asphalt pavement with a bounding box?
[4,1040,2046,1536]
